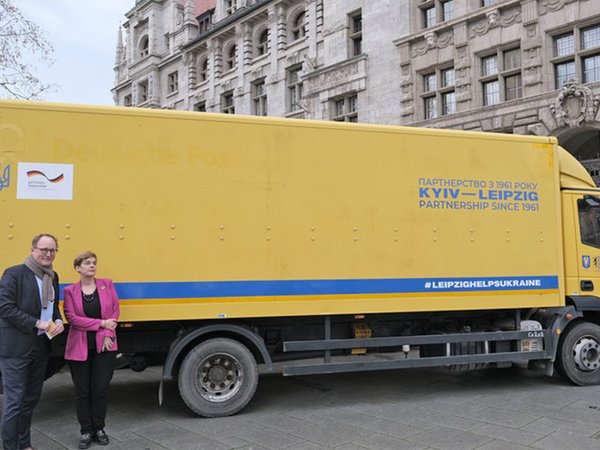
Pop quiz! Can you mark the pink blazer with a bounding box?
[63,278,120,361]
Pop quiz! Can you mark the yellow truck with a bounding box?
[2,100,600,417]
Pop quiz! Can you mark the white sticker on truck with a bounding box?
[16,162,74,200]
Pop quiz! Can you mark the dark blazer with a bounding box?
[0,264,61,357]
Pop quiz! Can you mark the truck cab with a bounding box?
[560,148,600,305]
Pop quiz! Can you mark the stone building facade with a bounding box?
[113,0,600,181]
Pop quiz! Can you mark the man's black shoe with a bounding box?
[79,432,92,449]
[94,429,109,446]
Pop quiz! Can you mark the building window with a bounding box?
[139,35,149,58]
[225,0,238,16]
[482,80,499,106]
[167,72,178,94]
[252,79,267,116]
[441,91,455,116]
[349,10,362,56]
[553,33,575,87]
[584,55,600,84]
[420,0,454,29]
[287,65,303,112]
[555,32,575,56]
[555,61,576,87]
[583,25,600,50]
[552,24,600,88]
[221,91,235,114]
[442,0,453,21]
[225,44,237,71]
[138,81,148,104]
[291,10,306,41]
[423,6,435,28]
[198,11,213,34]
[441,67,455,114]
[421,66,455,119]
[481,0,496,6]
[123,95,132,107]
[256,29,269,56]
[198,57,208,82]
[332,94,358,122]
[194,101,206,112]
[583,25,600,83]
[480,47,522,106]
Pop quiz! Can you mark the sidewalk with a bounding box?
[5,363,600,449]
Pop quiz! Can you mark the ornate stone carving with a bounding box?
[303,58,365,95]
[303,54,317,71]
[550,82,600,128]
[469,9,521,37]
[540,0,589,15]
[412,31,453,57]
[523,67,542,86]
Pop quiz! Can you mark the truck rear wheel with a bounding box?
[556,322,600,386]
[178,338,258,417]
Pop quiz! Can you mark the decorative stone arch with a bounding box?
[555,125,600,161]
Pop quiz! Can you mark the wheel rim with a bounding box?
[573,336,600,372]
[195,352,244,402]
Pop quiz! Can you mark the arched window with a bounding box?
[139,35,149,58]
[198,57,208,82]
[225,44,237,70]
[291,11,306,41]
[256,29,269,56]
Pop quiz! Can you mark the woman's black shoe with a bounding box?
[79,432,92,449]
[94,429,110,445]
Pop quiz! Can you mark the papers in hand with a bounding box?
[45,320,58,339]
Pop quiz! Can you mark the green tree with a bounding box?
[0,0,53,99]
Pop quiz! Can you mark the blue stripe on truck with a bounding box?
[60,276,559,300]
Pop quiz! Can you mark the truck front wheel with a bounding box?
[556,322,600,386]
[178,338,258,417]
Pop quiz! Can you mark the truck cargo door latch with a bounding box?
[581,280,595,291]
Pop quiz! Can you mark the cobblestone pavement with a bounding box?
[3,363,600,449]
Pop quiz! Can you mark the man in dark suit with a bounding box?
[0,234,65,450]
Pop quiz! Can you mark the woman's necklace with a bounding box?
[82,289,96,303]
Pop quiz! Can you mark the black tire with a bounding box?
[178,338,258,417]
[556,322,600,386]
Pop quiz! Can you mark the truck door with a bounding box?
[574,195,600,297]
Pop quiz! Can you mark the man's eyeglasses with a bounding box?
[34,247,58,255]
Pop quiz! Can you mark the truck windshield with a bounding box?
[578,196,600,248]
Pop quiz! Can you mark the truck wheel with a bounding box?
[178,338,258,417]
[556,322,600,386]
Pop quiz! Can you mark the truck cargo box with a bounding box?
[0,101,563,321]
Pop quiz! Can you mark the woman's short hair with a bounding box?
[73,251,97,269]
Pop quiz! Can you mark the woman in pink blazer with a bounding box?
[63,251,119,449]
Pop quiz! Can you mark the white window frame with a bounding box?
[332,94,358,122]
[221,91,235,114]
[287,65,303,113]
[420,65,455,119]
[349,10,362,57]
[479,46,522,106]
[167,71,178,95]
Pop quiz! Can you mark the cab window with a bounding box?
[578,196,600,248]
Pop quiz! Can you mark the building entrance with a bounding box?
[557,127,600,186]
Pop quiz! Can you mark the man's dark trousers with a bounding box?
[0,335,50,450]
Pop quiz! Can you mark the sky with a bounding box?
[18,0,129,106]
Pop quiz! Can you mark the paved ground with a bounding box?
[4,363,600,449]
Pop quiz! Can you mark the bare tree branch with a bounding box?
[0,0,54,99]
